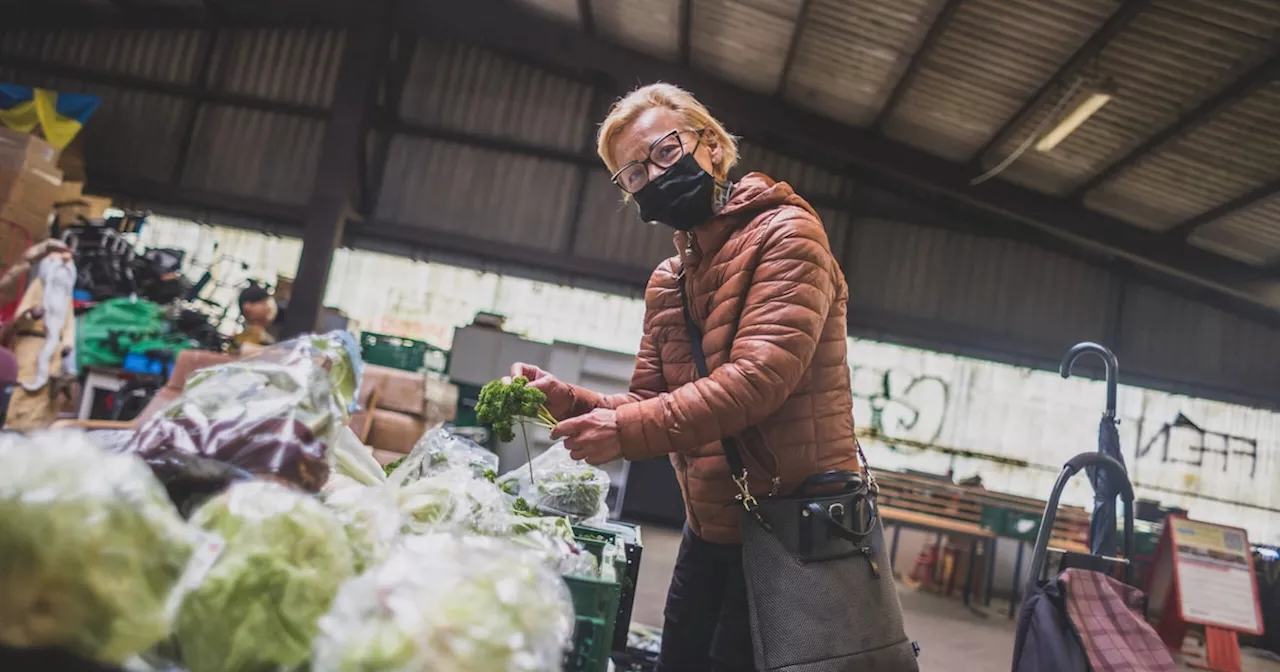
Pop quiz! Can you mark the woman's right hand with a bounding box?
[509,362,575,420]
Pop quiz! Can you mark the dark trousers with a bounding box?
[657,525,755,672]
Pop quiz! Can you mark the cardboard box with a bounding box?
[0,200,51,244]
[0,165,65,222]
[54,180,84,204]
[0,127,59,174]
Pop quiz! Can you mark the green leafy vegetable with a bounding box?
[0,432,196,664]
[312,535,575,672]
[382,456,406,476]
[475,377,556,443]
[177,481,354,672]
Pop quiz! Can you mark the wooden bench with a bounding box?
[871,469,1097,613]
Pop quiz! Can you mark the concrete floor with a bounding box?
[630,524,1280,672]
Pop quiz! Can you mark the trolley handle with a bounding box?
[1026,452,1135,594]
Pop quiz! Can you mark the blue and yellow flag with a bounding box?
[0,84,101,150]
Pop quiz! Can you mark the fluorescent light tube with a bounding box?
[1035,91,1113,152]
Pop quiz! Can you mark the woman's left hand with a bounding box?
[552,408,622,465]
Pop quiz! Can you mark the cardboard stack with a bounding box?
[0,127,63,253]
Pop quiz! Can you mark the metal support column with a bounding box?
[280,12,387,337]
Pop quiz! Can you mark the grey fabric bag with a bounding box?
[680,271,919,672]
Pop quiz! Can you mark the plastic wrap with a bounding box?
[176,481,355,672]
[321,483,402,573]
[312,534,575,672]
[385,427,499,487]
[331,426,386,487]
[393,469,514,537]
[0,431,199,664]
[498,442,610,524]
[125,332,363,492]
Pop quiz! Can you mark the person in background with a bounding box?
[232,284,277,352]
[510,82,863,671]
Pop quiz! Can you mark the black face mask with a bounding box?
[633,154,723,231]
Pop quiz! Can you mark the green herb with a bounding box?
[511,497,539,518]
[476,377,557,484]
[383,456,406,476]
[475,377,557,442]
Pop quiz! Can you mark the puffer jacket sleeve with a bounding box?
[615,210,838,460]
[558,272,668,418]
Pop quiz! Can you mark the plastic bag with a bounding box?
[393,468,514,537]
[312,534,574,672]
[498,442,610,524]
[0,431,199,664]
[321,483,402,573]
[385,427,499,488]
[126,331,364,492]
[331,426,386,487]
[176,481,355,672]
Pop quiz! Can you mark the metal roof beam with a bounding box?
[1166,177,1280,241]
[403,0,1277,303]
[1072,55,1280,198]
[871,0,965,130]
[578,0,595,35]
[774,0,815,99]
[678,0,693,67]
[970,0,1151,166]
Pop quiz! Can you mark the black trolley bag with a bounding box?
[679,271,919,672]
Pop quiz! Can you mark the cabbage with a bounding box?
[312,534,574,672]
[394,469,514,537]
[0,431,196,663]
[176,481,354,672]
[321,483,402,573]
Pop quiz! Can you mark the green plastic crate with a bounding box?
[359,332,449,373]
[981,505,1043,541]
[565,616,614,672]
[574,523,643,651]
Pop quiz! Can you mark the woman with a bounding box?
[512,83,862,671]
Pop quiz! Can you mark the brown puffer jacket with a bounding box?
[565,172,860,543]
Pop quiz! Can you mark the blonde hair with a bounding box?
[596,83,739,181]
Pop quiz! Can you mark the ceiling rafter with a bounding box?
[577,0,595,35]
[969,0,1152,166]
[677,0,693,67]
[1071,55,1280,198]
[774,0,815,99]
[871,0,966,130]
[1166,178,1280,242]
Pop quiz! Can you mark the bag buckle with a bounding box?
[733,470,758,511]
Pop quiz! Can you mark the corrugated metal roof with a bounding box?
[181,105,324,204]
[216,29,345,107]
[846,217,1113,352]
[399,41,595,153]
[592,0,683,62]
[0,27,203,84]
[885,0,1119,162]
[1190,194,1280,266]
[1086,79,1280,232]
[689,0,802,94]
[1119,281,1280,395]
[784,0,944,126]
[374,136,579,252]
[995,0,1280,195]
[572,176,675,268]
[514,0,583,27]
[736,141,853,200]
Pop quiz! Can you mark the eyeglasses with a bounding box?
[610,129,704,194]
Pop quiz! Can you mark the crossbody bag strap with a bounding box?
[677,268,757,511]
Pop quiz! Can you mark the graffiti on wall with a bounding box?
[849,364,950,452]
[1136,412,1258,478]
